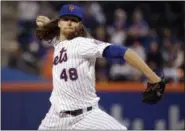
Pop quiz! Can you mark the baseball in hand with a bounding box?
[36,16,50,27]
[37,22,44,27]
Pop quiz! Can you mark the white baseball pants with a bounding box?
[38,105,127,130]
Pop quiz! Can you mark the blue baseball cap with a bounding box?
[59,4,83,21]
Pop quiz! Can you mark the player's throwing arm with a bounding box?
[36,16,50,27]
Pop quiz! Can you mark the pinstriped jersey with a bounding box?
[49,37,111,112]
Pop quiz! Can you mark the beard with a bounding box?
[63,28,74,34]
[62,26,82,40]
[62,28,76,39]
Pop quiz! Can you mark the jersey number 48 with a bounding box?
[60,68,78,81]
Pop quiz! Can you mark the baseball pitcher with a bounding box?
[36,4,166,130]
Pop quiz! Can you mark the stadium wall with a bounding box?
[1,83,184,130]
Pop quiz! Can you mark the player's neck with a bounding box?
[59,33,67,41]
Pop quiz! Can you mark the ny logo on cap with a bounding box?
[68,5,75,12]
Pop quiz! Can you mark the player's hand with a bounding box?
[142,77,166,105]
[36,16,51,27]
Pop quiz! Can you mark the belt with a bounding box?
[64,106,92,116]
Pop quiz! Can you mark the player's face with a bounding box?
[58,16,80,37]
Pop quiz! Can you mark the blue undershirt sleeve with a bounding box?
[102,45,128,59]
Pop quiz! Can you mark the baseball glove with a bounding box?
[142,78,166,104]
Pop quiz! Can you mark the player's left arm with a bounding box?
[103,45,167,104]
[103,45,161,83]
[78,37,160,83]
[78,38,166,104]
[124,48,161,83]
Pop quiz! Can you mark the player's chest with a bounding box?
[53,45,79,66]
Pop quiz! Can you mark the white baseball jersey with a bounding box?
[49,36,111,112]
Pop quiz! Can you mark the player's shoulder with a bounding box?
[73,37,94,43]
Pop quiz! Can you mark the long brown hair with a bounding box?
[36,18,89,41]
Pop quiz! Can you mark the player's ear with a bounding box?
[58,20,61,28]
[58,19,62,28]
